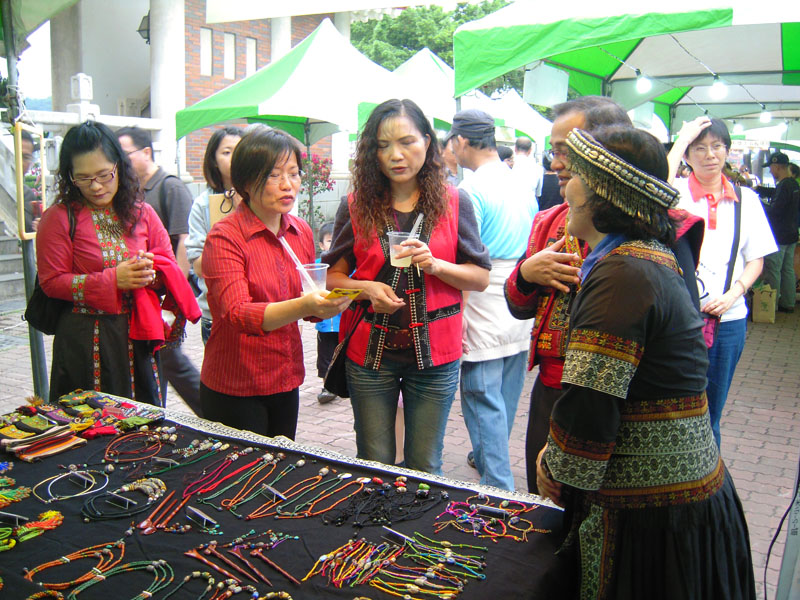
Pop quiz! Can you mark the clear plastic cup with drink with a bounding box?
[387,231,412,268]
[297,263,329,295]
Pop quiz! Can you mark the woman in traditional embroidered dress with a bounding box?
[324,99,491,474]
[667,117,775,447]
[536,127,755,599]
[37,121,191,405]
[200,128,351,439]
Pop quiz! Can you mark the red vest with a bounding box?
[342,187,463,370]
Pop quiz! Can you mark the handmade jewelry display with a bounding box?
[2,404,560,599]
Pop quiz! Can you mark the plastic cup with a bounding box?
[297,263,328,294]
[387,231,412,268]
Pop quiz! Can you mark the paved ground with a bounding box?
[0,300,797,599]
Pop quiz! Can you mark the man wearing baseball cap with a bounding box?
[756,151,799,312]
[450,108,537,491]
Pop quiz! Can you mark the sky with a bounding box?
[0,21,52,99]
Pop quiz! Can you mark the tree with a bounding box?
[351,1,519,95]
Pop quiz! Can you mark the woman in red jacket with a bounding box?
[325,99,490,474]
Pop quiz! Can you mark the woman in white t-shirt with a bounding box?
[668,117,777,447]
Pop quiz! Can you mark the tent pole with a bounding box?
[2,0,49,399]
[304,121,314,233]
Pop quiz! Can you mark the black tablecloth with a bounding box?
[0,414,574,599]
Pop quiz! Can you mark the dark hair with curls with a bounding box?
[230,127,303,205]
[582,126,676,245]
[57,121,142,232]
[351,99,447,238]
[203,126,243,193]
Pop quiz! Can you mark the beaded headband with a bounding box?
[565,128,679,225]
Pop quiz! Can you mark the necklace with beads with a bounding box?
[196,452,280,513]
[80,477,167,522]
[64,559,174,600]
[24,540,126,590]
[0,474,31,508]
[32,468,109,504]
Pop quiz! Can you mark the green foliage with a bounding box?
[352,1,510,75]
[298,152,334,230]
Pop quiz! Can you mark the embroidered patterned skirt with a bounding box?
[50,309,162,406]
[560,469,755,600]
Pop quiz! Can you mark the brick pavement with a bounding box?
[0,302,797,599]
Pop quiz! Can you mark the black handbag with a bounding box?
[24,205,76,335]
[323,303,366,398]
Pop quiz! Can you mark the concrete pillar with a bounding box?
[49,3,83,112]
[149,0,185,174]
[334,11,351,41]
[271,16,291,61]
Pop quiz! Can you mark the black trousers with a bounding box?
[316,331,339,378]
[159,344,202,417]
[200,383,299,440]
[525,376,562,494]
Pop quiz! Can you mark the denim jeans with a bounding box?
[460,350,528,491]
[706,318,747,447]
[346,357,459,475]
[201,318,212,345]
[762,243,797,309]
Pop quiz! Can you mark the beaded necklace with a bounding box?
[80,477,167,522]
[275,475,365,519]
[195,453,279,513]
[65,559,174,600]
[24,540,125,590]
[32,468,109,504]
[0,474,31,508]
[433,494,549,543]
[161,570,215,600]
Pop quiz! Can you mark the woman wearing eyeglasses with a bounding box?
[36,121,200,405]
[199,127,350,439]
[668,117,777,447]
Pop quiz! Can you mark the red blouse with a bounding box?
[201,203,315,397]
[36,202,173,314]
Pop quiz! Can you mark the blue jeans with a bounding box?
[460,351,528,491]
[706,318,747,447]
[346,358,459,475]
[762,243,797,309]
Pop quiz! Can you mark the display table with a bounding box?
[0,403,573,599]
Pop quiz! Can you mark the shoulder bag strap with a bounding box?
[67,203,76,240]
[723,186,742,293]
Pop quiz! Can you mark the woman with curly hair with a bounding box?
[36,121,198,404]
[324,99,490,473]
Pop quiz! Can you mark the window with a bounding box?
[224,33,235,79]
[200,28,212,76]
[246,38,257,77]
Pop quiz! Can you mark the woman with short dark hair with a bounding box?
[668,117,776,446]
[537,126,755,599]
[200,128,350,438]
[324,99,490,473]
[37,121,198,404]
[186,126,243,344]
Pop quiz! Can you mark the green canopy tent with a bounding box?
[453,2,800,135]
[176,18,401,231]
[0,0,77,58]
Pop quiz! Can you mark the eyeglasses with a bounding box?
[546,148,568,163]
[125,148,144,157]
[266,171,302,186]
[71,164,118,188]
[688,143,727,155]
